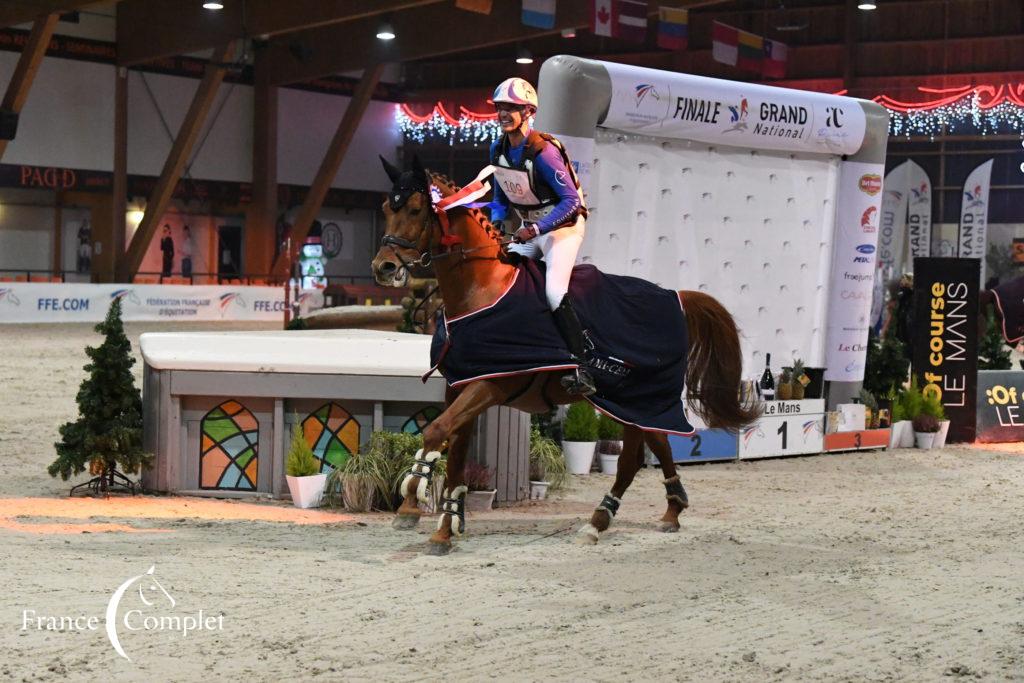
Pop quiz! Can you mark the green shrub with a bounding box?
[285,423,320,477]
[562,402,599,442]
[920,388,947,421]
[597,413,624,441]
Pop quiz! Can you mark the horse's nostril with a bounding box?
[380,262,397,274]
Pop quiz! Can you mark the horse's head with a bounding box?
[372,155,437,286]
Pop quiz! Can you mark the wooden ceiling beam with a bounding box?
[0,0,108,28]
[115,0,444,66]
[0,14,59,161]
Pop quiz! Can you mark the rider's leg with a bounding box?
[540,219,595,396]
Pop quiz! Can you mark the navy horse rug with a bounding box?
[426,259,694,435]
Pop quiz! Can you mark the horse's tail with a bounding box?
[680,290,761,432]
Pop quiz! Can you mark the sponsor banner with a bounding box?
[0,283,302,323]
[904,160,932,267]
[956,159,993,284]
[877,161,909,282]
[600,61,867,155]
[911,257,979,443]
[976,371,1024,443]
[825,161,885,381]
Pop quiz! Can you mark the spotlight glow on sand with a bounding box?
[0,497,354,535]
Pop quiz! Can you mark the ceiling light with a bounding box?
[857,1,877,9]
[376,22,396,41]
[202,2,224,9]
[561,28,576,39]
[516,47,533,65]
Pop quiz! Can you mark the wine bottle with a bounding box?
[760,353,775,401]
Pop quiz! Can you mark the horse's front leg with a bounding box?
[420,381,505,555]
[646,432,688,532]
[578,424,645,545]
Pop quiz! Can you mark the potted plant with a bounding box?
[912,413,940,449]
[790,358,808,400]
[777,368,793,400]
[921,390,950,449]
[562,401,599,475]
[890,379,924,449]
[859,389,879,429]
[463,461,496,512]
[285,424,328,509]
[596,413,624,475]
[529,426,566,500]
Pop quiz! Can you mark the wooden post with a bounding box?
[123,42,236,279]
[111,66,128,282]
[271,62,385,276]
[0,14,58,161]
[247,42,278,278]
[51,192,62,278]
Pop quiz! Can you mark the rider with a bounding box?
[488,77,595,396]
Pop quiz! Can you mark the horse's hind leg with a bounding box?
[578,424,645,545]
[645,432,688,532]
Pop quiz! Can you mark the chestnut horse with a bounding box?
[372,157,759,555]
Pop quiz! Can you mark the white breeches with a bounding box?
[508,216,585,309]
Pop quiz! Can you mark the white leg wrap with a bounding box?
[577,523,600,545]
[400,449,442,504]
[438,485,468,536]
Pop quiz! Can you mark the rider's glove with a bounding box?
[514,224,540,243]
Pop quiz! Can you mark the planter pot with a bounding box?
[341,474,376,512]
[465,489,496,512]
[933,420,951,449]
[562,441,596,475]
[286,473,327,509]
[599,453,619,475]
[914,431,936,449]
[529,480,550,500]
[889,420,914,449]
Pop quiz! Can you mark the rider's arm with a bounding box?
[532,143,581,235]
[487,140,510,223]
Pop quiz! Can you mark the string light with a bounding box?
[396,103,502,145]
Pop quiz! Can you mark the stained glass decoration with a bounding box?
[301,403,359,473]
[200,401,258,490]
[402,406,442,435]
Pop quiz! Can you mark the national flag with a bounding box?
[736,28,763,71]
[657,6,688,50]
[455,0,492,13]
[522,0,556,29]
[616,0,648,42]
[762,38,788,78]
[591,0,614,38]
[712,21,737,66]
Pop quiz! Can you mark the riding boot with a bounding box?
[552,294,597,396]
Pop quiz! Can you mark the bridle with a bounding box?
[381,169,510,276]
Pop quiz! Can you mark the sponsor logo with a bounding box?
[0,288,21,306]
[911,182,929,205]
[752,100,809,140]
[841,290,870,300]
[824,106,844,128]
[554,169,569,187]
[845,360,864,373]
[856,244,876,254]
[843,272,872,282]
[853,256,873,264]
[634,83,660,106]
[861,206,878,232]
[837,342,866,352]
[672,96,722,124]
[38,297,89,311]
[859,174,882,195]
[218,292,247,313]
[20,565,225,663]
[723,98,749,133]
[964,183,985,209]
[110,289,140,305]
[254,300,286,312]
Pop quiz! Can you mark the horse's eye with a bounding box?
[409,207,422,215]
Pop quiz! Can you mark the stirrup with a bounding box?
[561,367,596,396]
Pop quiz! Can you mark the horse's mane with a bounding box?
[428,170,503,242]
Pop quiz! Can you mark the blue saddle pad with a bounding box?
[428,259,693,435]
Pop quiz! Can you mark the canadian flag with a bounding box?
[592,0,615,38]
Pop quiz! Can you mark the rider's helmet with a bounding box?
[491,77,538,111]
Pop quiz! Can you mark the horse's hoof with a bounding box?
[426,541,452,556]
[392,514,420,530]
[659,522,680,533]
[576,523,600,545]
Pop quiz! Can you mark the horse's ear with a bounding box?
[411,154,428,183]
[380,155,401,183]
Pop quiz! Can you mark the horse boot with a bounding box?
[552,294,597,396]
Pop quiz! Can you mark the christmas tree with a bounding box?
[49,299,151,494]
[979,307,1012,370]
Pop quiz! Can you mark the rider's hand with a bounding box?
[514,224,539,243]
[492,220,508,236]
